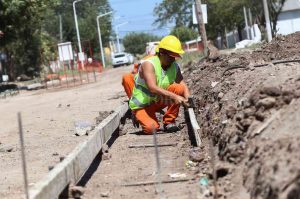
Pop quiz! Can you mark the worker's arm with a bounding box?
[140,61,186,105]
[175,66,190,99]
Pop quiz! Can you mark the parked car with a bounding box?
[112,52,129,67]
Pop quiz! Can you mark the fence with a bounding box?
[40,41,104,89]
[215,24,262,49]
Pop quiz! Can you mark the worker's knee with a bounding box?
[167,83,184,96]
[143,122,159,134]
[122,74,131,85]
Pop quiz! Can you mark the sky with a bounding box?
[108,0,172,38]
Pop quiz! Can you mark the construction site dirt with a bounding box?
[81,33,300,199]
[1,32,300,199]
[0,66,129,199]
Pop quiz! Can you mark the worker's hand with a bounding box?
[173,95,189,107]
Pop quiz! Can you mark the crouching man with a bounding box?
[129,35,190,134]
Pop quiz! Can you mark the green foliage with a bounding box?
[43,0,112,58]
[170,26,198,42]
[0,0,112,79]
[153,0,194,27]
[0,0,59,78]
[123,33,161,56]
[205,0,247,40]
[153,0,286,41]
[177,51,204,68]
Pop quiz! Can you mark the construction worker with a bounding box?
[122,46,158,99]
[128,35,190,134]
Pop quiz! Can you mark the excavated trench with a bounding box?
[183,32,300,199]
[29,33,300,199]
[58,107,207,199]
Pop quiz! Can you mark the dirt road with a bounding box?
[0,66,130,199]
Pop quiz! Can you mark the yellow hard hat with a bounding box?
[158,35,184,55]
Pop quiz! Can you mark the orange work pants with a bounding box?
[122,73,135,99]
[133,83,185,134]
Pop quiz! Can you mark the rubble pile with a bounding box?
[184,32,300,198]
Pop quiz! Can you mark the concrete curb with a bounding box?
[29,103,128,199]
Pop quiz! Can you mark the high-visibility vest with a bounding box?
[129,55,178,110]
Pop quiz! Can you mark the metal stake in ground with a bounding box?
[18,112,29,199]
[208,138,218,199]
[152,125,165,199]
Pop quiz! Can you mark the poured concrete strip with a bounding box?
[29,103,128,199]
[188,108,201,146]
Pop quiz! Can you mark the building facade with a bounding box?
[277,0,300,35]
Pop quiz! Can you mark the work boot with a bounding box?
[164,123,180,133]
[131,114,140,128]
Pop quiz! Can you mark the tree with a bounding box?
[123,33,160,55]
[153,0,194,27]
[153,0,247,42]
[0,0,113,79]
[170,26,198,42]
[43,0,112,59]
[153,0,287,43]
[246,0,286,37]
[0,0,59,79]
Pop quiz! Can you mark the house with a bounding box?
[277,0,300,35]
[184,37,204,52]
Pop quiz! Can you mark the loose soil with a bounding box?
[0,66,129,199]
[82,111,201,199]
[2,32,300,199]
[82,33,300,199]
[183,32,300,199]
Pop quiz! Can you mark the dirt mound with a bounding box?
[184,32,300,199]
[244,137,300,199]
[255,32,300,61]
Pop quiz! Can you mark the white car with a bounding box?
[112,52,129,67]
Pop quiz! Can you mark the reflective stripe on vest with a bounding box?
[130,96,151,108]
[129,55,178,110]
[134,83,156,97]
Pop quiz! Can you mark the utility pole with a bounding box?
[248,8,255,38]
[116,26,120,53]
[59,15,63,42]
[243,6,250,40]
[73,0,84,68]
[262,0,272,42]
[115,22,128,53]
[97,11,112,69]
[225,27,229,48]
[195,0,208,57]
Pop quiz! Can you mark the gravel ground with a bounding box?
[0,66,130,199]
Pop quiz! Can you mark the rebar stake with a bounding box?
[152,125,165,199]
[18,112,29,199]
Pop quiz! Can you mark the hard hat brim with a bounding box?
[159,48,184,58]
